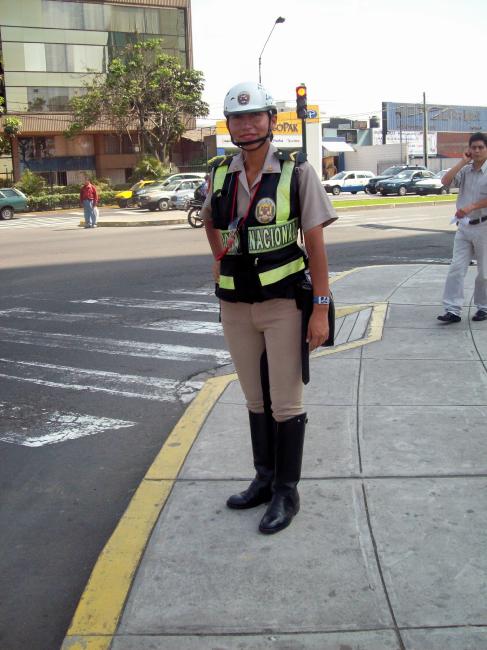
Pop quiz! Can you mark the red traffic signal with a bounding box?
[296,84,307,119]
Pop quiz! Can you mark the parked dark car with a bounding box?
[0,188,29,219]
[377,169,435,196]
[365,164,427,194]
[413,170,451,195]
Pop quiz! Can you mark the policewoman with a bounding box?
[203,82,337,534]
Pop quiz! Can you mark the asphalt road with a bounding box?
[0,203,458,650]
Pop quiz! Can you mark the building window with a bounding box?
[41,0,105,30]
[40,1,186,38]
[19,137,56,163]
[27,87,86,112]
[104,134,135,155]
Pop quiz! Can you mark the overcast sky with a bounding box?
[191,0,485,124]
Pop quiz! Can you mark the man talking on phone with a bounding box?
[438,132,487,323]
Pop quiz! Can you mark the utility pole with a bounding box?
[422,91,428,167]
[396,110,403,163]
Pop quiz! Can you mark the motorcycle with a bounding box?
[187,198,204,228]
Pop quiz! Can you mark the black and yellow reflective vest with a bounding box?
[211,150,306,303]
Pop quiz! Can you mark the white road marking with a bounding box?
[0,308,118,322]
[71,298,219,313]
[131,319,222,335]
[1,216,80,229]
[0,405,135,447]
[0,358,203,402]
[163,287,215,296]
[0,326,230,364]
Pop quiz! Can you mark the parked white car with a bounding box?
[322,170,375,195]
[162,172,206,186]
[138,179,203,211]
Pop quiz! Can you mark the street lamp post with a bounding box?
[258,17,285,84]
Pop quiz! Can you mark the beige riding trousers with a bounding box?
[220,298,303,422]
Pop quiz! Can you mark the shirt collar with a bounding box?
[228,143,281,174]
[467,159,487,174]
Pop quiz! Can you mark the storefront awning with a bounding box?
[322,141,354,153]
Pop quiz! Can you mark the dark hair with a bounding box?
[468,132,487,147]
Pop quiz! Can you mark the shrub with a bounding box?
[15,170,46,195]
[27,190,118,211]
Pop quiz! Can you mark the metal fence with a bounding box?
[0,171,14,187]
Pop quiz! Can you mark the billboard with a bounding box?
[216,106,320,150]
[380,130,437,155]
[383,101,487,133]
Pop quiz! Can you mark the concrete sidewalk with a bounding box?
[63,264,487,650]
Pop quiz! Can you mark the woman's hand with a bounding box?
[307,307,329,351]
[212,259,221,283]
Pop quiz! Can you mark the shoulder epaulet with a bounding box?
[209,155,234,170]
[276,150,307,164]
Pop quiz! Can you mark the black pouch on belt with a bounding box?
[295,271,335,384]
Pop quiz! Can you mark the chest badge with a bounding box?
[255,198,276,224]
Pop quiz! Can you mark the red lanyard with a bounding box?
[216,172,262,261]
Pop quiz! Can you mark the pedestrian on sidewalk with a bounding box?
[203,81,337,534]
[80,178,99,228]
[438,132,487,323]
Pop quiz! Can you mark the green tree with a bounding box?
[131,155,170,181]
[2,116,22,159]
[66,39,209,163]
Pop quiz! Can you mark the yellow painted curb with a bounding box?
[61,635,112,649]
[62,375,235,649]
[145,374,236,480]
[61,267,389,649]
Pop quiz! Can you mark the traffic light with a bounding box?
[296,84,307,119]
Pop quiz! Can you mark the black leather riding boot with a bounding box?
[259,413,306,534]
[226,410,275,509]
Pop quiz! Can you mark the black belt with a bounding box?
[469,215,487,225]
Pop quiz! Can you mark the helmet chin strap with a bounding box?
[231,133,269,150]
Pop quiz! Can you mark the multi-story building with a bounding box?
[380,101,487,164]
[0,0,193,184]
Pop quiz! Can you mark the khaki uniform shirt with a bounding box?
[201,143,338,232]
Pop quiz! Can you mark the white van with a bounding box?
[322,170,375,195]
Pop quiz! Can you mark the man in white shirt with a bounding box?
[438,132,487,323]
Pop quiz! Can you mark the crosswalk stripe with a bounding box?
[164,287,215,296]
[0,308,119,322]
[0,326,231,364]
[132,319,222,335]
[1,217,79,228]
[71,298,220,313]
[0,358,203,402]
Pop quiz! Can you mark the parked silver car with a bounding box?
[138,179,203,211]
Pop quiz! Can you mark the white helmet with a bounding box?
[223,81,277,117]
